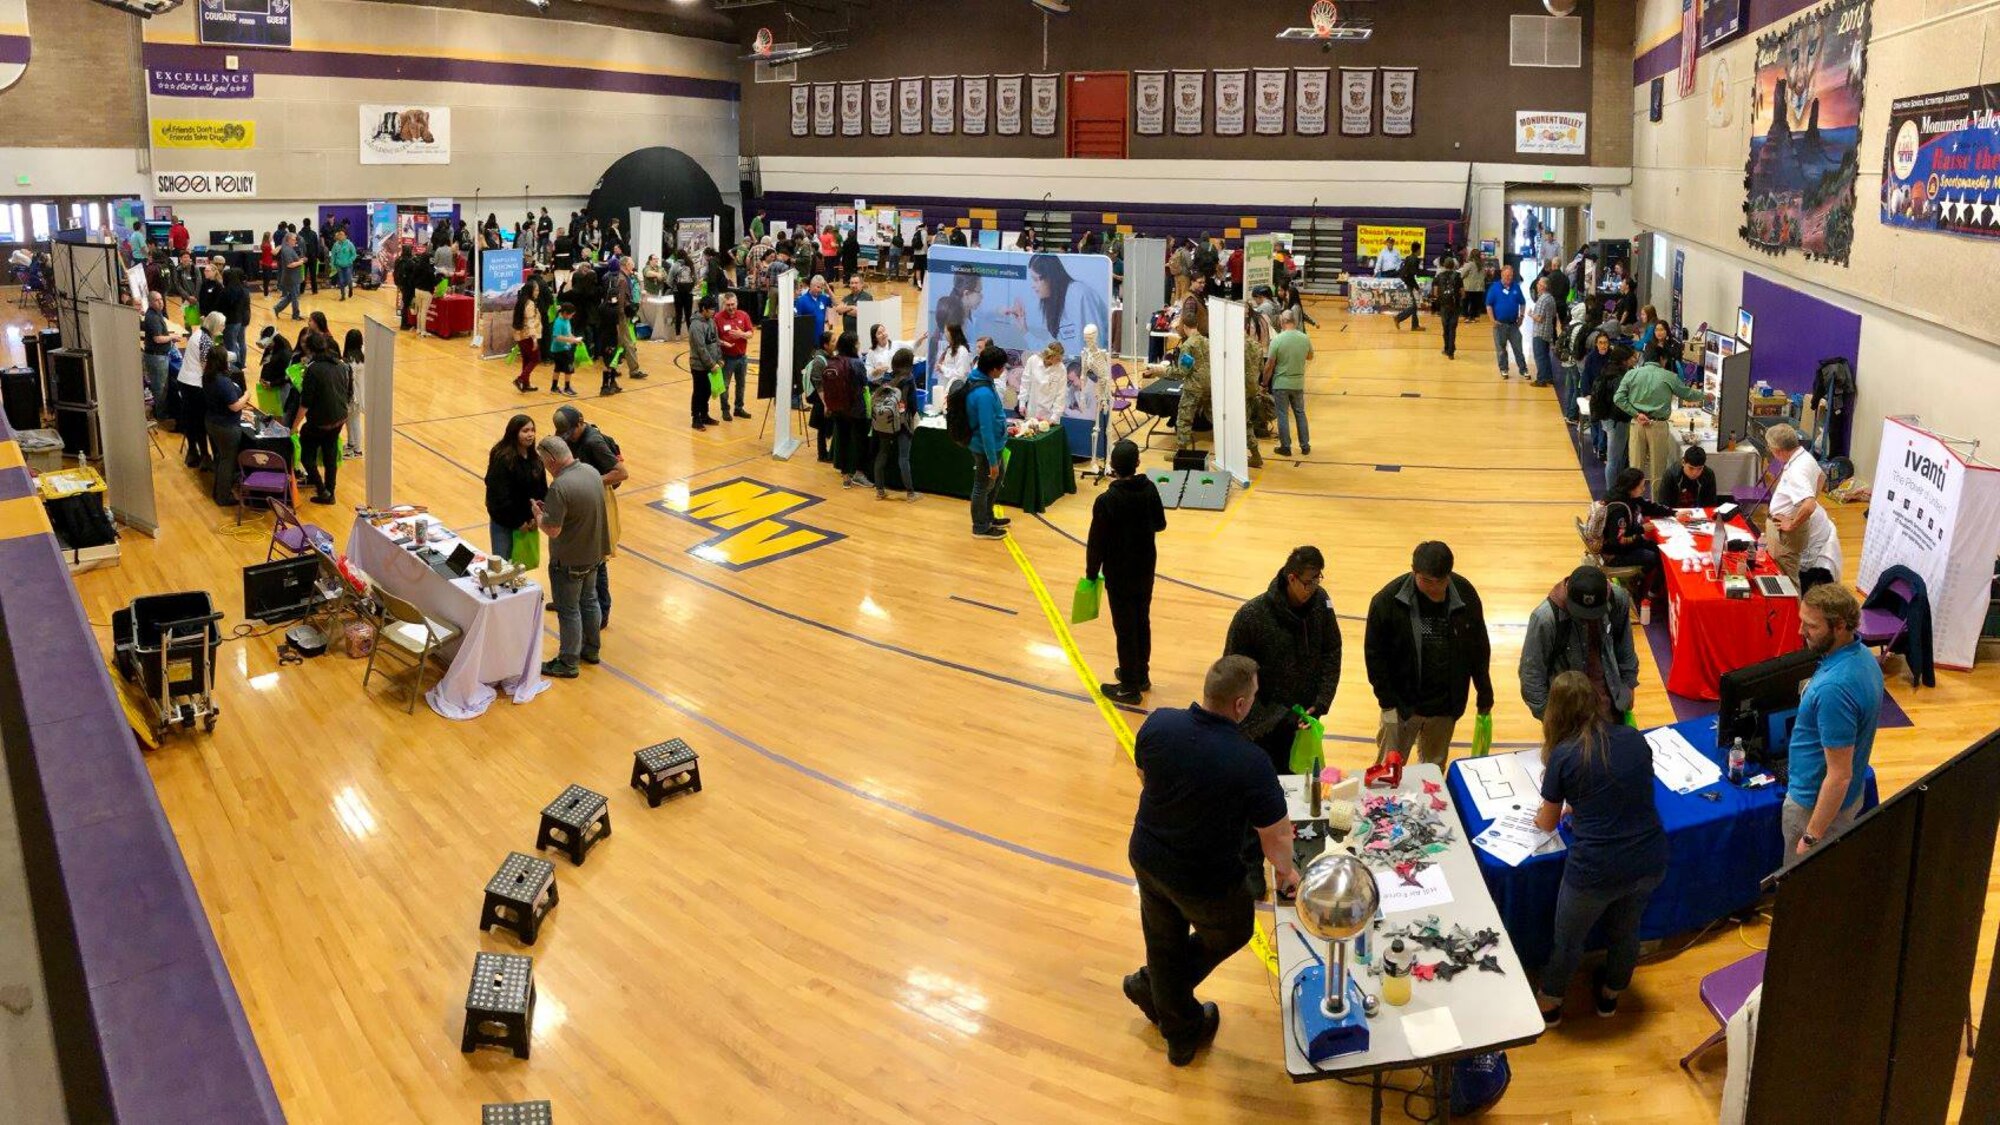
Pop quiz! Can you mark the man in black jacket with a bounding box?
[1087,440,1168,704]
[295,332,351,504]
[299,218,322,294]
[1363,541,1494,767]
[1658,445,1719,508]
[1224,545,1342,772]
[393,247,418,329]
[1392,252,1424,332]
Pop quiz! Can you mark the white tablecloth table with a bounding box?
[641,294,675,338]
[345,514,550,720]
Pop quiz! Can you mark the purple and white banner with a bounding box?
[898,77,923,135]
[994,73,1023,135]
[1214,69,1247,136]
[929,76,956,134]
[1253,69,1287,135]
[1340,67,1375,136]
[1172,70,1204,135]
[1295,68,1330,135]
[839,81,863,137]
[867,79,892,136]
[961,74,989,136]
[148,67,254,99]
[790,84,809,137]
[1029,73,1059,136]
[1380,67,1417,136]
[813,83,834,137]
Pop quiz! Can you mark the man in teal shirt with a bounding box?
[1782,584,1882,867]
[1613,357,1703,500]
[1263,310,1314,456]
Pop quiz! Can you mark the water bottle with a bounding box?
[1729,738,1747,785]
[1639,598,1652,626]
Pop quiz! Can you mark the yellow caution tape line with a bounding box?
[1250,908,1281,977]
[1002,531,1137,761]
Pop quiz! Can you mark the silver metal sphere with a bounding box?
[1295,853,1379,943]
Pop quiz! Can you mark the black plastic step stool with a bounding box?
[534,784,610,865]
[631,739,702,807]
[479,852,558,945]
[482,1100,553,1124]
[461,951,535,1060]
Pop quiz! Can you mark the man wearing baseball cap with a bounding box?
[1519,565,1640,721]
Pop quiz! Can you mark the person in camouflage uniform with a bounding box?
[1242,314,1268,468]
[1173,317,1210,451]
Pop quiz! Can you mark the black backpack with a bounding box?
[945,380,975,446]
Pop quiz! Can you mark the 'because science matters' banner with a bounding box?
[1881,82,2000,243]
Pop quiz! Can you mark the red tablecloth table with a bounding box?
[427,293,475,339]
[1653,511,1802,699]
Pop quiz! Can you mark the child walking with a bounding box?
[547,302,580,397]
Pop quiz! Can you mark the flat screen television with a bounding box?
[208,229,254,246]
[243,555,323,623]
[1716,647,1821,759]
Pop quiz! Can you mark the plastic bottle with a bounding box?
[1639,598,1652,626]
[1729,738,1747,785]
[1381,939,1413,1007]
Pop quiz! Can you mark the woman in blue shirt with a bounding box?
[1533,671,1669,1025]
[201,348,251,507]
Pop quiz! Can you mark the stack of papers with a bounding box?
[1646,726,1724,793]
[1457,751,1546,822]
[1473,809,1557,867]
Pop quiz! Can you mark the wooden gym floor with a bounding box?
[25,276,1999,1121]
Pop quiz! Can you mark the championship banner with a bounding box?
[1135,71,1166,136]
[1340,68,1376,137]
[1029,74,1059,136]
[867,79,892,136]
[812,83,834,137]
[898,77,923,134]
[1357,224,1426,262]
[360,105,450,165]
[995,74,1024,135]
[152,119,255,149]
[1172,71,1204,135]
[478,249,524,360]
[1295,68,1330,136]
[1214,70,1247,136]
[929,76,957,134]
[1380,68,1417,136]
[1881,83,2000,242]
[1253,69,1287,135]
[1743,0,1871,265]
[839,81,863,137]
[1516,110,1587,155]
[1856,416,2000,668]
[962,75,990,136]
[790,84,809,137]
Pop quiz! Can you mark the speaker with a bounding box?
[2,367,42,431]
[1172,448,1207,471]
[54,404,101,461]
[51,349,95,409]
[26,327,61,404]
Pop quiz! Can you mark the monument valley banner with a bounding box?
[1741,0,1870,265]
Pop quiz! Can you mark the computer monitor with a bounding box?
[1716,647,1821,758]
[243,555,323,623]
[209,229,254,246]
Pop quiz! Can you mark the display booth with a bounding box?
[917,244,1113,408]
[1856,416,2000,669]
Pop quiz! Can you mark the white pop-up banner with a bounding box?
[1207,296,1249,487]
[1855,415,2000,669]
[771,271,801,461]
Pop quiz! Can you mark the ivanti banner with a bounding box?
[1881,83,2000,243]
[1856,416,2000,668]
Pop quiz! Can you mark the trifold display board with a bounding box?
[1121,237,1167,359]
[1855,416,2000,668]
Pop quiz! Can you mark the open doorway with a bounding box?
[1503,185,1591,279]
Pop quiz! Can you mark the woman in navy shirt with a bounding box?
[1533,671,1668,1024]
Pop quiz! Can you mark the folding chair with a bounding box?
[1575,516,1646,593]
[362,589,461,713]
[234,448,292,525]
[1679,951,1764,1069]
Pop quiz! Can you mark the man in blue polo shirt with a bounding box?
[793,273,834,345]
[1124,655,1298,1067]
[1485,264,1530,378]
[1783,583,1882,867]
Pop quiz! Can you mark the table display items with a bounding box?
[1291,853,1382,1063]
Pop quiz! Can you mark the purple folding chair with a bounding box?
[234,448,292,526]
[1859,577,1913,655]
[265,498,332,561]
[1679,950,1765,1069]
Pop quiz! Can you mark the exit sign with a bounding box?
[14,174,27,186]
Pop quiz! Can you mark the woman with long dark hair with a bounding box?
[1599,466,1674,604]
[483,413,546,558]
[821,331,871,488]
[1008,253,1109,356]
[910,226,927,291]
[342,329,365,458]
[202,346,251,507]
[1533,670,1668,1025]
[512,277,544,392]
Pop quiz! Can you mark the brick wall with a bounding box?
[0,0,146,149]
[1589,0,1636,169]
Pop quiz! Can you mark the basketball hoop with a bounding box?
[753,27,774,56]
[1309,0,1339,37]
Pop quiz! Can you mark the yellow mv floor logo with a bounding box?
[650,477,844,570]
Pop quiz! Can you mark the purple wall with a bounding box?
[1740,272,1860,397]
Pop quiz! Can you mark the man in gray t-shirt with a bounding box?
[1529,276,1559,387]
[273,233,306,321]
[533,435,609,677]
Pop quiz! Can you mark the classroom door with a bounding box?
[1065,72,1127,159]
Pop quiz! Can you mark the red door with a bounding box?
[1065,72,1127,159]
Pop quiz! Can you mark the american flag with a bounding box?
[1677,0,1700,99]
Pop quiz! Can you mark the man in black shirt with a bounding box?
[1086,440,1167,704]
[1223,546,1342,773]
[1659,445,1719,508]
[141,290,175,404]
[1363,540,1494,767]
[1125,655,1296,1067]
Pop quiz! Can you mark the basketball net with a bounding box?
[1309,0,1339,37]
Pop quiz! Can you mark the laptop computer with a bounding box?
[419,543,478,580]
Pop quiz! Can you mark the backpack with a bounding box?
[1432,268,1463,309]
[870,382,903,433]
[945,380,975,446]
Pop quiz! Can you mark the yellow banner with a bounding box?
[152,119,255,150]
[1356,223,1426,260]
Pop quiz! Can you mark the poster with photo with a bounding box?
[1253,70,1287,135]
[918,245,1113,412]
[478,249,524,359]
[995,74,1024,135]
[1743,0,1870,264]
[962,75,989,136]
[1295,68,1330,135]
[1881,82,2000,242]
[1340,69,1375,136]
[1030,74,1059,136]
[790,85,809,137]
[898,77,923,135]
[1172,71,1205,135]
[868,80,892,136]
[1381,68,1417,136]
[839,82,863,137]
[360,105,451,165]
[1135,71,1166,136]
[929,76,957,134]
[813,83,835,137]
[1214,70,1247,136]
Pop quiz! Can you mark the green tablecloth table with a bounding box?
[891,424,1076,513]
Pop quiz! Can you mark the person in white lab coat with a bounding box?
[1020,341,1069,423]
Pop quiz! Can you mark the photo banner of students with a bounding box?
[1881,82,2000,243]
[478,249,523,360]
[1855,416,2000,668]
[918,245,1113,410]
